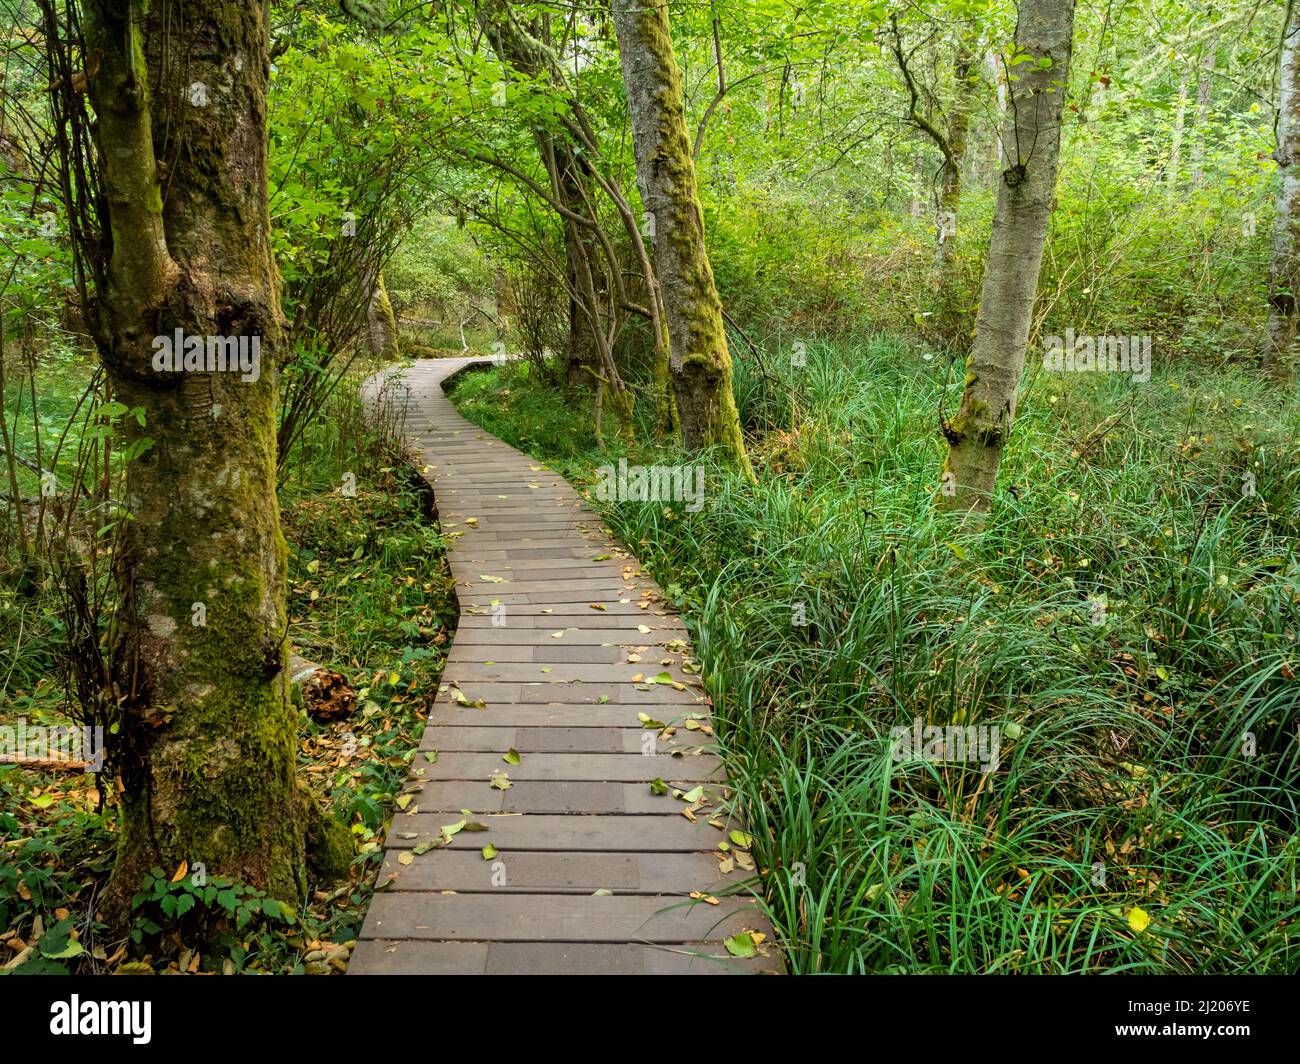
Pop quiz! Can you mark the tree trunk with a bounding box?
[556,143,601,391]
[939,0,1076,517]
[935,46,974,278]
[911,150,926,218]
[1265,1,1300,374]
[367,272,400,360]
[82,0,346,917]
[473,1,655,426]
[611,0,752,475]
[1190,40,1216,188]
[935,43,977,341]
[1167,68,1189,197]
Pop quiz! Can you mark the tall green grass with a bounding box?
[450,338,1300,974]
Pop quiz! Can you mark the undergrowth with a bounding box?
[1,374,454,974]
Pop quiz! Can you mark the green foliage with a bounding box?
[384,215,493,322]
[127,868,297,972]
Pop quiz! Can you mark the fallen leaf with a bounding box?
[724,932,758,958]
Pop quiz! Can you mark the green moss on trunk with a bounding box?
[83,0,342,921]
[611,0,753,479]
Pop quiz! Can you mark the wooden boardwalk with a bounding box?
[351,357,779,975]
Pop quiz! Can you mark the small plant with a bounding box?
[129,866,298,973]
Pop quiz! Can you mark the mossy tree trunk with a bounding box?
[939,0,1075,517]
[367,271,400,360]
[1265,0,1300,376]
[611,0,752,477]
[82,0,345,918]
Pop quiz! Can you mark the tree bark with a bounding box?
[472,1,653,426]
[82,0,346,916]
[935,43,978,341]
[935,46,974,279]
[1167,67,1189,197]
[555,142,601,391]
[939,0,1076,517]
[1265,1,1300,375]
[367,272,400,360]
[1190,39,1216,188]
[611,0,752,475]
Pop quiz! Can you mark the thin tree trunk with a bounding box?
[911,150,926,218]
[1265,0,1300,374]
[555,142,601,391]
[611,0,752,476]
[1167,68,1189,197]
[82,0,348,916]
[936,46,974,278]
[939,0,1076,517]
[1190,39,1217,188]
[474,0,669,431]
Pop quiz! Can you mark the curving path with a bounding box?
[350,357,779,975]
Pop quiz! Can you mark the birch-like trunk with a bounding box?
[936,46,975,279]
[611,0,752,475]
[939,0,1076,516]
[83,0,347,915]
[1265,1,1300,374]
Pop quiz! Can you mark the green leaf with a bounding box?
[723,932,757,958]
